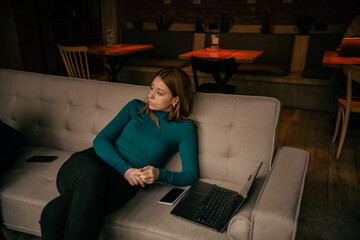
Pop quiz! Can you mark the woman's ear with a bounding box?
[173,96,179,106]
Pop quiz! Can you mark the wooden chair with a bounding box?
[332,64,360,159]
[191,56,239,94]
[57,44,108,81]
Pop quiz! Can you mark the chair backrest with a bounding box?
[57,44,90,79]
[191,56,239,91]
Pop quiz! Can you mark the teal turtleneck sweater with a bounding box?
[93,99,199,186]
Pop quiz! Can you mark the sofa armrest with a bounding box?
[250,146,309,240]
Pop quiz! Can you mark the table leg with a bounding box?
[109,56,117,82]
[92,55,111,76]
[91,55,130,82]
[108,55,130,82]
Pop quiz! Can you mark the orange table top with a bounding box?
[322,50,360,68]
[179,48,264,63]
[87,43,153,56]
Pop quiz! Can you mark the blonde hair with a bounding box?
[138,68,194,128]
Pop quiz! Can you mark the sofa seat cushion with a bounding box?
[0,146,72,236]
[0,144,263,240]
[237,63,289,76]
[301,66,334,79]
[0,147,252,240]
[126,56,190,68]
[101,178,264,240]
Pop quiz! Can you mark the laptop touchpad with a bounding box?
[185,191,204,206]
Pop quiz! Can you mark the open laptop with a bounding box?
[338,38,360,57]
[171,161,262,232]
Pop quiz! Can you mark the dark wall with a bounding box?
[125,0,360,26]
[0,0,23,70]
[1,0,101,75]
[11,0,44,73]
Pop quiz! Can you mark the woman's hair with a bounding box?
[139,68,195,127]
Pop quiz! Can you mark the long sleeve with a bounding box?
[157,121,199,187]
[93,100,139,175]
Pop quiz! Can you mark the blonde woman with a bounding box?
[40,68,199,240]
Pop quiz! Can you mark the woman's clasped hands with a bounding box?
[124,166,159,187]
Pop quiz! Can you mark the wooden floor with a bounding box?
[278,108,360,213]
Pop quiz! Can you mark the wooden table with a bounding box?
[88,43,153,82]
[179,48,264,63]
[322,50,360,68]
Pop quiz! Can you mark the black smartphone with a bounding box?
[26,155,58,163]
[159,188,186,205]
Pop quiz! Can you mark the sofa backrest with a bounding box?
[205,33,294,65]
[121,29,194,59]
[0,69,280,184]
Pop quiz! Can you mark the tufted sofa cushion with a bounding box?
[0,69,279,181]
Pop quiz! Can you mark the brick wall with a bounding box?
[125,0,360,26]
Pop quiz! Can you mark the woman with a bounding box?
[40,68,199,240]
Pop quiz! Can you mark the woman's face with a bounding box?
[148,76,179,112]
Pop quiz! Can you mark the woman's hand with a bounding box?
[139,166,159,184]
[124,168,145,187]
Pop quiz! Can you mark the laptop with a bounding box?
[338,38,360,57]
[171,161,262,232]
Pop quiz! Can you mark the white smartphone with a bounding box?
[159,188,186,205]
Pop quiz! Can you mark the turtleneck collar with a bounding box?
[153,110,170,119]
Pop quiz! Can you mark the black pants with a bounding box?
[40,148,138,240]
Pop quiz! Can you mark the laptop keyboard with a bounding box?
[193,186,233,227]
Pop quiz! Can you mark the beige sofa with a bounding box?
[0,69,309,240]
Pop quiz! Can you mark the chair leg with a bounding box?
[332,107,341,143]
[336,108,351,159]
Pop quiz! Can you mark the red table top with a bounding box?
[322,50,360,68]
[179,48,264,63]
[87,43,154,56]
